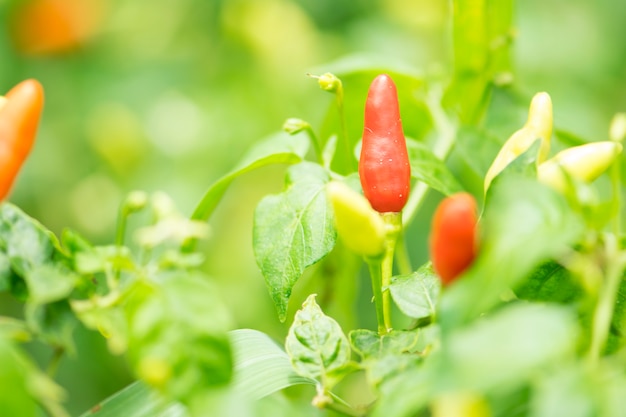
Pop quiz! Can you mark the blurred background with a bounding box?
[1,0,626,414]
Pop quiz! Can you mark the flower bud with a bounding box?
[316,72,341,93]
[283,118,310,135]
[326,181,386,257]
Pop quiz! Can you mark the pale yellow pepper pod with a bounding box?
[431,392,492,417]
[538,141,623,192]
[326,181,386,257]
[609,113,626,143]
[484,92,553,192]
[0,96,7,111]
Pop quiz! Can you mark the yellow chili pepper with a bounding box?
[538,141,623,192]
[484,92,552,192]
[326,181,386,257]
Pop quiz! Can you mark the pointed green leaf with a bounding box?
[230,329,314,399]
[253,162,335,321]
[389,263,440,321]
[191,132,310,222]
[0,203,62,277]
[285,295,350,384]
[407,140,463,196]
[78,382,186,417]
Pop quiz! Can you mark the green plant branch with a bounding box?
[313,389,367,417]
[587,235,625,366]
[589,235,626,365]
[336,84,356,172]
[366,256,388,335]
[610,156,622,236]
[46,346,65,377]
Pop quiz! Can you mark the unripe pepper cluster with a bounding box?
[0,79,44,200]
[485,91,622,194]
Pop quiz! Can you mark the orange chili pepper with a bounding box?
[429,193,479,286]
[0,79,45,200]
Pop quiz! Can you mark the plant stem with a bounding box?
[313,389,367,417]
[381,213,403,334]
[47,346,65,377]
[366,257,388,336]
[303,124,324,165]
[610,156,622,236]
[115,206,128,247]
[336,84,356,172]
[588,235,625,365]
[395,230,413,275]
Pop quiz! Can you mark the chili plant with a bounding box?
[1,0,626,416]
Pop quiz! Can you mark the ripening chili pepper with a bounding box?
[538,141,623,192]
[484,92,553,192]
[0,79,45,200]
[326,181,386,257]
[10,0,104,56]
[429,193,479,286]
[359,74,411,213]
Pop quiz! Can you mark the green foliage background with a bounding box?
[1,0,626,414]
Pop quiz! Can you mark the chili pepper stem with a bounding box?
[395,230,413,275]
[366,256,388,336]
[373,212,404,335]
[303,124,324,165]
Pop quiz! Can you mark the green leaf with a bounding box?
[389,262,440,320]
[515,262,583,304]
[0,335,69,417]
[230,329,314,399]
[126,272,233,403]
[253,162,336,321]
[0,317,30,341]
[0,203,61,277]
[444,303,578,391]
[191,132,310,222]
[23,263,78,305]
[78,381,186,417]
[407,140,463,196]
[0,337,38,416]
[349,329,419,359]
[439,177,585,328]
[373,304,578,417]
[25,301,78,352]
[0,251,14,292]
[285,294,350,386]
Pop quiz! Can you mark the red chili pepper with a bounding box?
[429,193,479,286]
[359,74,411,213]
[0,79,45,200]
